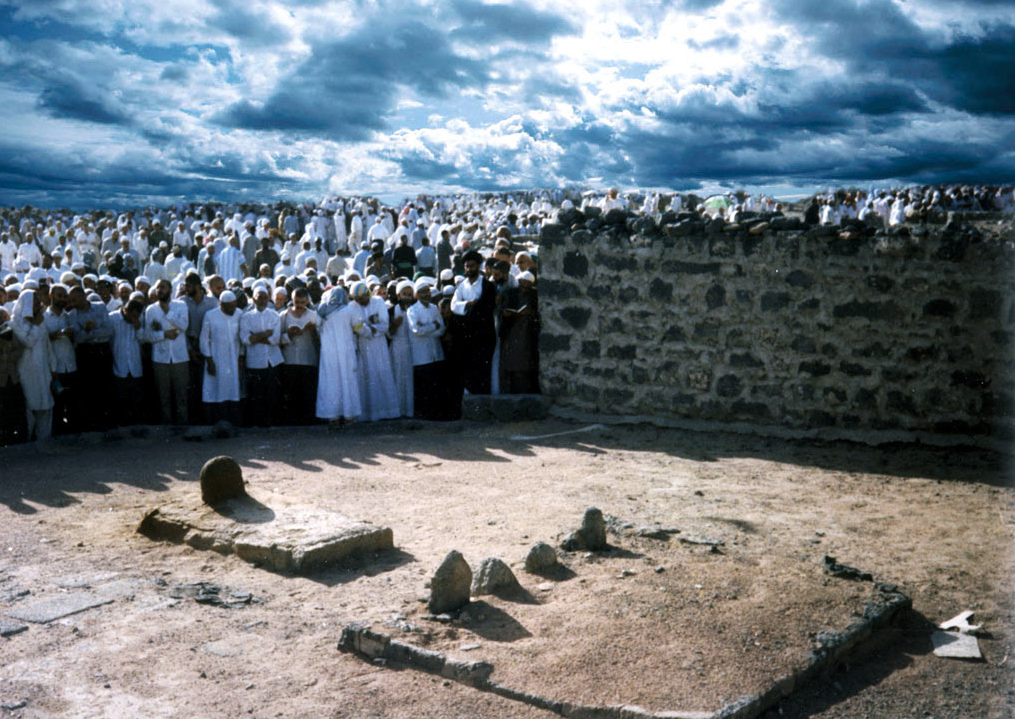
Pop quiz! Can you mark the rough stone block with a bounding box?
[428,550,472,615]
[471,557,520,596]
[524,542,559,573]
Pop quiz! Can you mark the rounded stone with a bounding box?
[200,455,247,505]
[524,542,559,573]
[471,557,520,596]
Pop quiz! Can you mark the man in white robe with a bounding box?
[315,286,362,424]
[240,284,284,426]
[109,298,145,426]
[199,290,242,425]
[406,279,446,420]
[348,281,399,422]
[388,279,415,418]
[280,287,319,424]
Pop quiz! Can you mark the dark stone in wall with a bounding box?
[936,238,967,261]
[604,388,634,406]
[761,292,791,312]
[923,299,957,318]
[607,345,637,360]
[585,206,602,218]
[828,236,863,256]
[855,388,879,409]
[570,229,593,244]
[799,361,832,377]
[741,236,764,256]
[618,287,639,303]
[563,251,589,278]
[905,346,940,363]
[883,367,917,382]
[541,278,580,299]
[717,374,743,397]
[602,208,628,226]
[798,298,821,311]
[541,334,572,353]
[540,223,567,248]
[840,361,872,377]
[632,365,651,384]
[866,275,896,293]
[833,300,901,321]
[823,387,847,403]
[792,336,817,354]
[820,343,838,357]
[664,324,687,342]
[581,341,601,358]
[993,331,1011,347]
[731,400,771,418]
[693,321,720,341]
[587,285,612,301]
[649,278,673,302]
[595,253,638,272]
[952,370,989,389]
[706,284,726,309]
[969,289,1002,320]
[560,307,592,330]
[736,290,754,304]
[855,342,893,359]
[662,260,721,275]
[729,352,764,369]
[709,237,735,257]
[887,390,917,413]
[558,208,584,227]
[786,270,815,287]
[574,382,600,405]
[809,410,837,427]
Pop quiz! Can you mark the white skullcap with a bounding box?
[23,279,39,290]
[135,275,151,286]
[439,269,454,281]
[252,282,270,297]
[242,277,255,289]
[129,291,145,301]
[83,273,98,283]
[219,290,237,303]
[396,279,414,295]
[413,277,433,293]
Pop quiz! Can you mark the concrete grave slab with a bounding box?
[0,619,28,637]
[7,593,114,624]
[931,630,982,659]
[137,492,393,574]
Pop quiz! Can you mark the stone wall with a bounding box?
[537,209,1015,445]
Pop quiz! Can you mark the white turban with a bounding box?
[220,290,237,303]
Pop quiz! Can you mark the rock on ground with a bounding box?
[471,557,519,596]
[428,550,472,615]
[524,542,559,573]
[200,455,247,505]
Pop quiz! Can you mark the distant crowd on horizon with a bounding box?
[0,183,1011,445]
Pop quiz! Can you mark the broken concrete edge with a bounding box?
[338,622,713,719]
[338,585,913,719]
[713,587,912,719]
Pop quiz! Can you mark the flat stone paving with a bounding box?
[137,492,394,574]
[6,593,114,624]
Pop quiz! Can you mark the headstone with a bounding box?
[200,455,246,505]
[471,557,520,596]
[561,507,607,551]
[428,550,472,615]
[524,542,559,573]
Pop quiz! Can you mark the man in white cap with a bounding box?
[199,289,242,425]
[145,279,190,425]
[406,278,446,420]
[108,298,146,426]
[388,278,415,418]
[240,282,283,426]
[279,286,319,424]
[348,280,398,422]
[315,285,361,426]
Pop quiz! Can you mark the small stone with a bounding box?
[654,566,665,574]
[621,569,635,577]
[524,542,559,573]
[2,701,28,711]
[560,507,608,551]
[538,582,553,592]
[460,643,481,651]
[470,557,519,596]
[0,620,28,637]
[428,550,472,615]
[199,456,247,505]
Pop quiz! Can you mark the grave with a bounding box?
[137,457,393,574]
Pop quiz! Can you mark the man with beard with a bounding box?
[183,271,218,423]
[498,271,540,394]
[145,279,190,425]
[199,290,242,425]
[406,279,446,420]
[450,250,497,395]
[43,283,78,434]
[240,284,284,427]
[108,299,145,426]
[279,287,319,425]
[68,284,114,431]
[387,279,415,418]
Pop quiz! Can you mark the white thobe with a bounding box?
[109,311,144,379]
[240,306,284,369]
[43,309,77,373]
[13,319,54,411]
[388,304,414,417]
[406,301,445,366]
[280,308,319,366]
[315,301,362,421]
[199,307,241,402]
[350,297,399,421]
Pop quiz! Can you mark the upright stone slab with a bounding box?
[200,455,246,505]
[428,550,472,615]
[471,557,520,596]
[524,542,559,573]
[561,507,608,551]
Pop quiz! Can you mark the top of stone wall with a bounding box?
[538,207,1015,265]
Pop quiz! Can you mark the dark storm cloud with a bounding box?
[771,0,1015,116]
[36,77,132,124]
[216,19,489,137]
[449,0,578,44]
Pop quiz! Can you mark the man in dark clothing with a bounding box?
[449,250,497,395]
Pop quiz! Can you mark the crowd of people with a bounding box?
[2,183,1010,445]
[0,193,548,444]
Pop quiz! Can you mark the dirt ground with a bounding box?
[0,419,1012,718]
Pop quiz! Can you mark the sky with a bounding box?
[0,0,1013,210]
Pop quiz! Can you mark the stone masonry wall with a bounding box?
[537,209,1015,445]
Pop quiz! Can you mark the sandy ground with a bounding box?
[0,419,1012,718]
